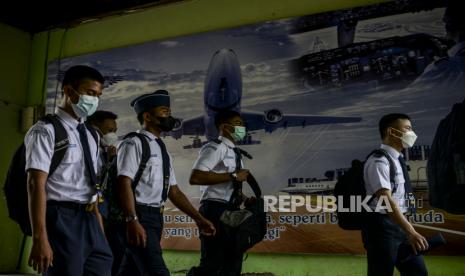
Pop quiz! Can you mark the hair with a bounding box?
[137,112,144,125]
[379,113,411,139]
[214,110,241,130]
[86,110,117,125]
[62,65,105,90]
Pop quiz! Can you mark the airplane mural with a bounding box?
[168,48,362,149]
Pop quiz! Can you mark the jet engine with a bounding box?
[170,118,183,139]
[264,109,283,124]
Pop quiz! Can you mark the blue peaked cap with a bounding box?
[130,90,170,114]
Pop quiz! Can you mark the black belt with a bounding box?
[47,200,95,212]
[200,199,229,205]
[136,204,163,213]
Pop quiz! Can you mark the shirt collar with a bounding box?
[55,107,83,129]
[218,136,235,148]
[380,144,402,159]
[448,41,465,57]
[138,129,158,141]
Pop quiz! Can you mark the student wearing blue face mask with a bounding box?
[188,110,251,276]
[25,65,113,275]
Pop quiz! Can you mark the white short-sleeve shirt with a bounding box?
[24,108,99,203]
[364,144,408,214]
[117,129,177,207]
[192,136,243,203]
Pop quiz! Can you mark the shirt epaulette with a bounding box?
[374,159,389,166]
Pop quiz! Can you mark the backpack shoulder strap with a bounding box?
[245,173,262,198]
[123,132,151,189]
[369,148,398,193]
[40,114,69,176]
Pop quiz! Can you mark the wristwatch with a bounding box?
[230,172,238,181]
[125,214,138,223]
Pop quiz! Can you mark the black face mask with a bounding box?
[156,116,177,132]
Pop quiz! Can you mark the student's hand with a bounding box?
[28,235,53,273]
[196,217,216,236]
[235,169,249,182]
[94,207,106,237]
[126,220,147,248]
[107,146,117,158]
[407,230,429,255]
[244,196,257,206]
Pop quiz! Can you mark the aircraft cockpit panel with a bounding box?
[291,33,453,89]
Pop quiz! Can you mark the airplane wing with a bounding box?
[179,115,205,136]
[241,109,362,133]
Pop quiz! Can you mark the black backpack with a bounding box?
[428,100,465,214]
[103,132,151,222]
[3,114,98,235]
[334,149,396,230]
[220,173,267,255]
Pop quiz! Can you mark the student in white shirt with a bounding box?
[25,65,113,275]
[362,113,428,276]
[188,110,250,276]
[117,90,215,276]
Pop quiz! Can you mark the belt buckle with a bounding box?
[160,206,164,213]
[85,203,95,212]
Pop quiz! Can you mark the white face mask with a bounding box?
[101,132,118,147]
[70,88,99,118]
[391,128,418,148]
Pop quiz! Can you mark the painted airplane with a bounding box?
[281,168,347,195]
[168,48,362,148]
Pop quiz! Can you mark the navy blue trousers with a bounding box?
[104,221,127,275]
[117,205,169,276]
[44,201,113,276]
[362,214,428,276]
[188,200,243,276]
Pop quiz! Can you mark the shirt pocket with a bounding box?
[54,145,81,182]
[145,157,162,185]
[394,173,404,190]
[61,145,81,163]
[223,158,237,173]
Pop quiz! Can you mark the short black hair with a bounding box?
[136,109,156,126]
[137,112,144,125]
[379,113,411,139]
[86,110,117,125]
[62,65,105,89]
[214,110,241,129]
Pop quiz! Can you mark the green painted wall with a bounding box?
[0,23,32,272]
[1,0,464,274]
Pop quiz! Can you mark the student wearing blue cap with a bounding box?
[116,90,216,275]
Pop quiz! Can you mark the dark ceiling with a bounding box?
[0,0,183,34]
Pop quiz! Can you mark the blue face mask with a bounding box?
[70,88,99,118]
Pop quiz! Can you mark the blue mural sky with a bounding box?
[46,7,464,197]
